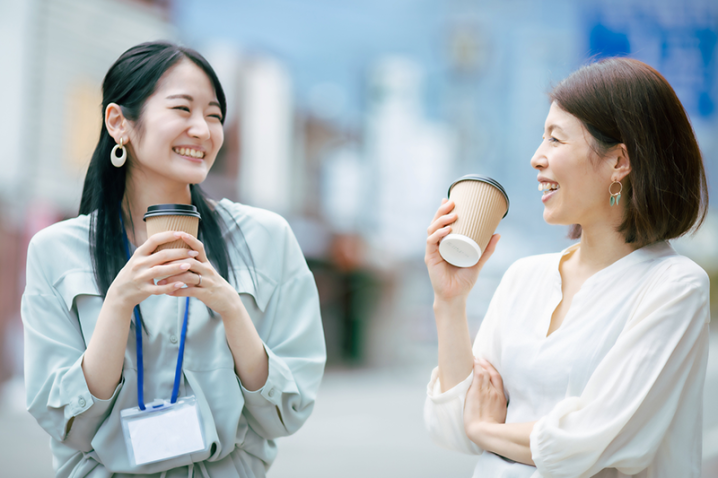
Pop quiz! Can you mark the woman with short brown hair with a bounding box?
[424,57,710,477]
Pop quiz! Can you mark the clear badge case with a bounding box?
[120,395,206,466]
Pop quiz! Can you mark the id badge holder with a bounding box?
[120,396,205,466]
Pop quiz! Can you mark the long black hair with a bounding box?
[79,41,251,295]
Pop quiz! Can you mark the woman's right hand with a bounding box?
[105,231,200,312]
[425,199,500,305]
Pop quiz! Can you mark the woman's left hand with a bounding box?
[157,232,241,316]
[464,357,508,443]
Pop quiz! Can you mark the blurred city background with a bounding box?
[1,0,717,476]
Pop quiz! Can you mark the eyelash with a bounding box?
[173,107,222,121]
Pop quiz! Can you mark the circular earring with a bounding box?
[609,180,622,206]
[111,138,127,168]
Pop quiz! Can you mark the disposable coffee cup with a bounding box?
[143,204,201,252]
[439,175,509,267]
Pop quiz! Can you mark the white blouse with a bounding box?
[424,242,710,478]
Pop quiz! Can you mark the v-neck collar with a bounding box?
[555,240,673,288]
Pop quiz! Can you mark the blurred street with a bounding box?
[1,0,717,476]
[3,326,718,477]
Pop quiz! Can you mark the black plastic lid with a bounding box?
[143,204,201,221]
[448,175,510,218]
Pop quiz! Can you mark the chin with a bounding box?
[542,210,570,226]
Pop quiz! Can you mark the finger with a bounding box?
[156,258,213,285]
[426,225,452,251]
[474,234,501,270]
[135,232,185,255]
[479,358,505,391]
[144,248,199,267]
[151,281,188,295]
[426,212,458,237]
[167,285,203,298]
[175,233,208,262]
[474,364,490,390]
[143,261,192,282]
[430,199,455,223]
[156,271,200,287]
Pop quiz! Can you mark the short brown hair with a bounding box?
[550,57,708,247]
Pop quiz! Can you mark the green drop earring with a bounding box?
[609,180,622,206]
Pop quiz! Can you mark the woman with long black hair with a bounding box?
[22,41,325,477]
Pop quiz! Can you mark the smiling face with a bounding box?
[530,102,617,228]
[124,58,224,188]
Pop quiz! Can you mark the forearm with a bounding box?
[468,421,536,465]
[434,298,474,392]
[82,296,133,399]
[222,295,269,391]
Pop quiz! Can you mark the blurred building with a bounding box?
[0,0,175,382]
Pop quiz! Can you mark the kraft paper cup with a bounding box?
[439,175,509,267]
[144,204,201,252]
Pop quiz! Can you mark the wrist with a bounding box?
[104,286,136,317]
[433,296,467,315]
[215,285,246,319]
[467,420,496,450]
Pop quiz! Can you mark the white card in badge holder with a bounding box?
[121,396,205,466]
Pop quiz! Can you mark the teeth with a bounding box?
[538,182,559,192]
[174,147,204,159]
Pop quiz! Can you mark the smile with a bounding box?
[538,182,560,193]
[173,147,205,159]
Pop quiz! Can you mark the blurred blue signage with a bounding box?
[586,3,716,118]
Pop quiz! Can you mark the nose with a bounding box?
[530,141,547,170]
[188,113,211,141]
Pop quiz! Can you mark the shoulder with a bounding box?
[215,199,307,281]
[216,199,291,239]
[25,214,94,293]
[643,243,709,293]
[28,214,92,268]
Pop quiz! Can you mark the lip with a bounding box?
[541,188,558,203]
[537,175,558,184]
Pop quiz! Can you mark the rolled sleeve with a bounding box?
[424,367,482,455]
[239,271,326,440]
[23,293,120,452]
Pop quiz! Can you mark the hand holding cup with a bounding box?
[425,199,501,303]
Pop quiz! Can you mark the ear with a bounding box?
[611,144,631,182]
[105,103,129,144]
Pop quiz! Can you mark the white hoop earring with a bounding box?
[111,138,126,168]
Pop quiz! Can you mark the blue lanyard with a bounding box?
[120,214,189,410]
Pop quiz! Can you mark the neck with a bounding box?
[122,168,192,246]
[575,219,638,272]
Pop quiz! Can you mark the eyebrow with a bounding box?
[546,124,565,135]
[166,94,221,108]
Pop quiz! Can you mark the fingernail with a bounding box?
[175,282,185,288]
[188,250,199,256]
[181,263,191,269]
[174,232,182,237]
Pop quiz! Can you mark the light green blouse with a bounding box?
[22,199,326,478]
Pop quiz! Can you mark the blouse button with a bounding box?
[268,389,275,398]
[78,397,86,407]
[170,335,178,344]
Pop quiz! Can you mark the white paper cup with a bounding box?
[439,175,509,267]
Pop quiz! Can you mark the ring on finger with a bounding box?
[197,273,202,287]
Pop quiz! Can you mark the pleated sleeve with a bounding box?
[424,263,517,455]
[22,230,121,452]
